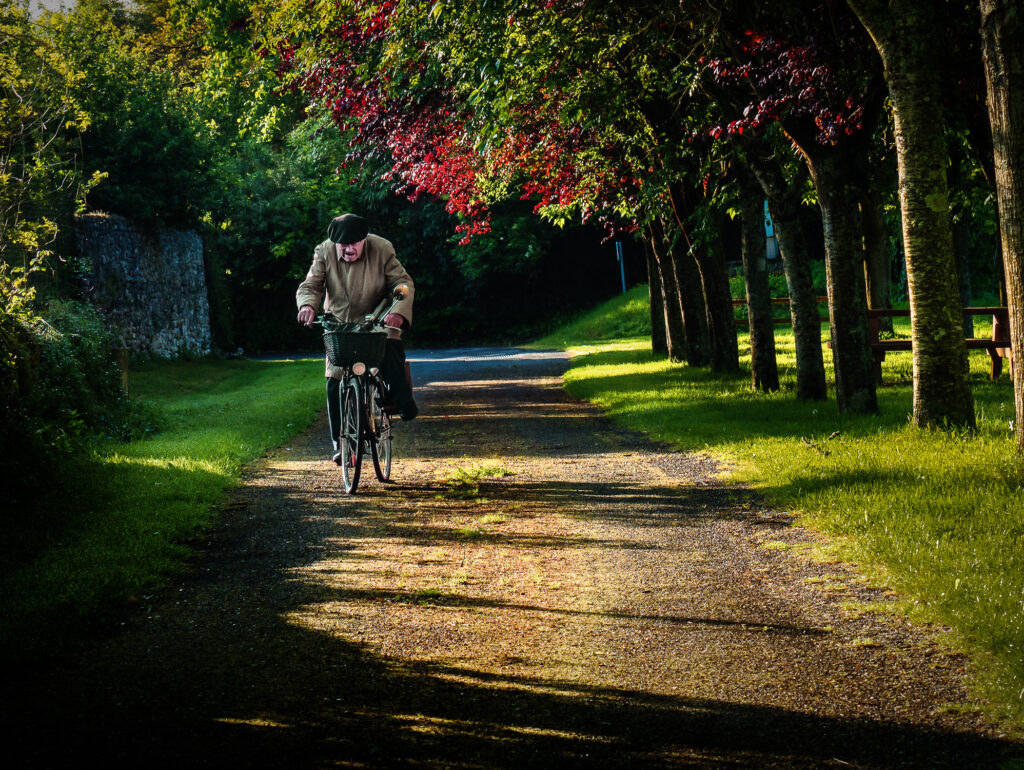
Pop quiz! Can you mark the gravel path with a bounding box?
[7,348,1022,768]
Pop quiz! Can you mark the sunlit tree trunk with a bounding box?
[798,146,879,414]
[738,163,779,391]
[658,216,713,365]
[849,0,975,428]
[745,142,828,400]
[981,0,1024,451]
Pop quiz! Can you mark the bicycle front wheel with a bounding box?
[340,378,363,494]
[368,378,393,482]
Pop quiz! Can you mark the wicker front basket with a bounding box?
[323,330,387,368]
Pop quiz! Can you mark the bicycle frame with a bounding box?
[316,285,407,494]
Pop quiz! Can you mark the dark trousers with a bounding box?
[327,339,415,450]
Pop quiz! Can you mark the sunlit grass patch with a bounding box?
[436,461,515,500]
[532,286,651,348]
[477,513,508,525]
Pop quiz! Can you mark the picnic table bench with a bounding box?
[867,307,1011,382]
[733,298,1012,381]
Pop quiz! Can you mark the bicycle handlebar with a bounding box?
[314,284,410,332]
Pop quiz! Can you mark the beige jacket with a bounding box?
[296,234,415,378]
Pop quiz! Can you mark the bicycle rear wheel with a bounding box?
[340,378,363,494]
[368,378,393,482]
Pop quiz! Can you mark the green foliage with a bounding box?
[44,2,213,224]
[0,357,324,661]
[729,262,828,324]
[1,285,130,502]
[551,290,1024,725]
[0,2,92,266]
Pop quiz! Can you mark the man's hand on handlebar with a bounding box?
[297,305,316,327]
[383,313,406,329]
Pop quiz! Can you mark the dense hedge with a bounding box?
[1,299,132,504]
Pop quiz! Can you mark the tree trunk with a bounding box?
[861,187,894,334]
[666,183,739,373]
[647,223,687,360]
[643,236,668,356]
[738,163,779,391]
[694,226,740,373]
[669,236,712,366]
[980,0,1024,451]
[800,149,879,414]
[948,138,974,336]
[849,0,975,428]
[953,218,974,337]
[746,144,828,400]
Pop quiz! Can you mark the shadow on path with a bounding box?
[5,348,1021,768]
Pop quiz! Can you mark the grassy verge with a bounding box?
[536,285,1024,725]
[0,358,324,660]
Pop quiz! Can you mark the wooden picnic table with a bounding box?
[867,307,1011,382]
[732,298,1012,381]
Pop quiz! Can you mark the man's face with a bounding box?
[338,239,366,262]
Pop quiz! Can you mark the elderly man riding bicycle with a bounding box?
[296,213,418,464]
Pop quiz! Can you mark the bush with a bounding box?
[1,297,130,505]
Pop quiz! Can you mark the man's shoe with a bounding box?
[332,451,343,465]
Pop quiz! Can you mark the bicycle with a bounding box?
[316,286,409,494]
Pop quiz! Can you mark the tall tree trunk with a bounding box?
[849,0,975,428]
[948,139,974,336]
[738,163,779,391]
[643,236,668,356]
[953,219,975,337]
[745,143,828,400]
[861,187,894,333]
[647,223,687,360]
[695,221,740,374]
[800,149,879,414]
[980,0,1024,451]
[666,183,739,373]
[669,235,712,366]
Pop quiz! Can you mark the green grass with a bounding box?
[436,462,514,500]
[533,288,653,348]
[542,285,1024,725]
[0,358,324,659]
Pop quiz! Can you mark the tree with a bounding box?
[701,5,884,413]
[0,3,91,266]
[647,220,688,361]
[980,0,1024,450]
[847,0,976,428]
[737,159,779,391]
[741,133,828,400]
[45,1,214,225]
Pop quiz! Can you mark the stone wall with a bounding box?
[77,213,212,357]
